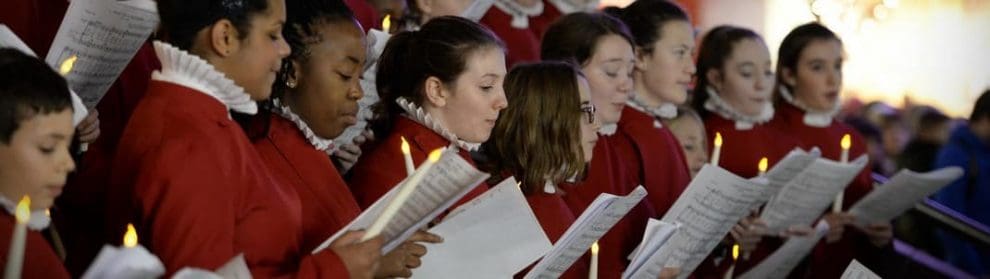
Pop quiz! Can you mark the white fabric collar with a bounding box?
[627,94,678,120]
[542,180,558,194]
[703,86,774,130]
[461,0,497,22]
[0,196,50,231]
[599,123,618,136]
[150,41,257,117]
[396,97,481,151]
[546,0,598,14]
[271,99,335,155]
[493,0,544,29]
[779,86,840,128]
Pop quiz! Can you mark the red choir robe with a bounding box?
[767,102,881,279]
[347,116,488,209]
[105,80,347,277]
[699,112,802,278]
[479,3,542,67]
[517,191,590,279]
[559,135,653,279]
[0,214,70,279]
[253,113,362,255]
[614,106,692,217]
[343,0,381,33]
[529,0,563,43]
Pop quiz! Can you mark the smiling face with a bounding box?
[286,20,367,139]
[582,34,635,125]
[427,46,508,143]
[636,20,696,106]
[709,38,774,116]
[0,110,75,210]
[783,39,843,111]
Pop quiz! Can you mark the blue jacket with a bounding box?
[934,124,990,276]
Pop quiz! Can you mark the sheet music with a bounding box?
[171,254,251,279]
[760,155,869,235]
[1,25,88,126]
[312,148,490,254]
[764,148,821,199]
[848,167,963,227]
[624,165,770,279]
[840,259,882,279]
[44,0,158,108]
[737,220,829,279]
[524,186,648,279]
[626,219,679,277]
[412,178,552,278]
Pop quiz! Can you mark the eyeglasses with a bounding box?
[580,103,596,125]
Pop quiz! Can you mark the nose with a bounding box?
[684,59,697,76]
[349,79,364,100]
[618,75,634,98]
[60,148,76,174]
[277,37,291,58]
[494,87,508,110]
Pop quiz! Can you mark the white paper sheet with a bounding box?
[171,254,252,279]
[82,245,165,279]
[524,186,648,279]
[0,24,88,126]
[848,167,963,227]
[760,155,869,235]
[625,219,680,277]
[840,259,882,279]
[411,177,552,278]
[737,220,829,279]
[44,0,158,109]
[313,147,490,254]
[764,148,821,199]
[624,165,770,279]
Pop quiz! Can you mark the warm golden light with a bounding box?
[731,244,739,261]
[400,136,410,155]
[591,241,599,254]
[59,55,77,76]
[427,148,443,162]
[123,224,138,248]
[758,157,768,173]
[714,132,723,147]
[382,15,391,32]
[840,134,851,150]
[14,196,30,224]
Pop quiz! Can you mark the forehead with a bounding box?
[591,34,634,63]
[657,20,694,45]
[309,21,367,62]
[799,39,842,61]
[461,46,507,78]
[727,38,770,62]
[10,110,73,140]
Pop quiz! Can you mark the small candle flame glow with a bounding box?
[758,157,768,173]
[731,244,739,261]
[59,55,77,76]
[714,132,723,147]
[427,148,443,162]
[400,136,410,155]
[123,223,138,248]
[382,15,391,32]
[14,196,30,224]
[591,241,599,254]
[840,134,851,150]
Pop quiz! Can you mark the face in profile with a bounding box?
[709,38,774,117]
[583,34,635,125]
[0,110,75,210]
[222,0,292,101]
[784,39,843,112]
[432,46,508,143]
[636,20,696,106]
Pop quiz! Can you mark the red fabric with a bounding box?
[347,117,488,209]
[520,192,590,279]
[529,0,563,43]
[478,7,541,68]
[254,114,361,261]
[0,215,71,279]
[343,0,381,32]
[0,0,68,56]
[105,81,346,277]
[559,136,652,279]
[613,106,691,217]
[765,102,875,279]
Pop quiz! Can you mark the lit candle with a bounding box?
[400,136,415,176]
[123,224,138,248]
[833,134,851,213]
[382,14,392,33]
[711,132,723,166]
[589,241,599,279]
[58,55,77,76]
[364,148,444,240]
[757,157,768,177]
[723,244,739,279]
[5,196,30,279]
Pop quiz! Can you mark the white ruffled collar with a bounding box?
[627,94,678,120]
[546,0,598,14]
[493,0,544,29]
[542,180,558,194]
[150,41,257,117]
[396,97,481,151]
[599,123,618,136]
[271,99,335,155]
[779,86,840,128]
[0,196,50,231]
[703,86,774,130]
[461,0,497,22]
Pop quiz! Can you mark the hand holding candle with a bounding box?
[4,196,30,279]
[400,136,414,176]
[833,134,851,213]
[363,148,444,241]
[711,132,723,166]
[589,241,598,279]
[723,244,739,279]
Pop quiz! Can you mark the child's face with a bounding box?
[0,110,75,210]
[668,116,707,178]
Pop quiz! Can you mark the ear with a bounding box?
[705,69,723,92]
[634,47,651,71]
[415,0,433,16]
[423,76,447,107]
[781,67,797,87]
[287,59,302,87]
[209,19,241,58]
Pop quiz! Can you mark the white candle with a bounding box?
[757,157,768,177]
[833,134,851,213]
[5,196,30,279]
[723,244,739,279]
[589,241,598,279]
[711,132,723,166]
[400,136,415,176]
[363,148,444,240]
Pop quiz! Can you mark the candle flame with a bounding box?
[400,136,411,155]
[840,134,851,150]
[59,55,77,75]
[427,148,443,162]
[758,157,768,173]
[591,241,599,254]
[123,223,138,248]
[714,132,723,147]
[382,14,391,32]
[15,196,30,224]
[732,244,739,260]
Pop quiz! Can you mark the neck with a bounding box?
[632,74,664,108]
[515,0,539,8]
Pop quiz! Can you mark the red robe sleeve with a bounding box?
[614,106,692,217]
[0,216,71,279]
